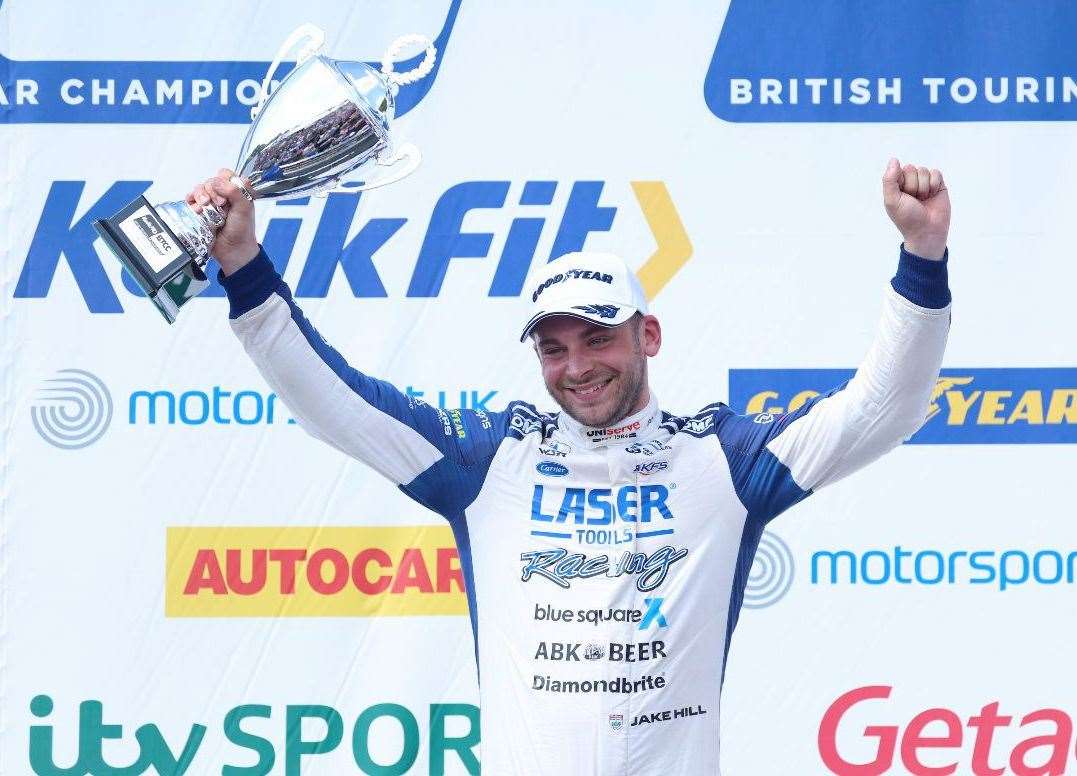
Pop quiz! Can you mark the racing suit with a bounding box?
[221,246,951,775]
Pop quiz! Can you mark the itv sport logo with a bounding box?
[729,368,1077,444]
[27,694,479,775]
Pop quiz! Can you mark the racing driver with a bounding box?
[188,158,951,774]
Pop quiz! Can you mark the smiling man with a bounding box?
[190,158,951,775]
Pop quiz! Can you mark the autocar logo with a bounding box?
[31,369,112,449]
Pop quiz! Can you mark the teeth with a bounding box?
[572,380,609,396]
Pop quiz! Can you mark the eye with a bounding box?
[541,346,565,357]
[589,336,611,346]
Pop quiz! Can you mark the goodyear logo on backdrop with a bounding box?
[729,368,1077,444]
[166,525,468,617]
[705,0,1077,122]
[0,0,460,123]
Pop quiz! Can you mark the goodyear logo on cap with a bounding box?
[729,368,1077,444]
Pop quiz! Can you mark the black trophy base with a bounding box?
[92,196,210,324]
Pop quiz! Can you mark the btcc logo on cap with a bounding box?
[532,269,614,303]
[572,304,620,319]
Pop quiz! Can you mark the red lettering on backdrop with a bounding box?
[352,548,392,594]
[392,548,433,594]
[1009,709,1072,776]
[900,708,961,776]
[437,547,464,593]
[969,702,1011,776]
[269,549,307,594]
[307,548,349,594]
[183,549,227,595]
[818,685,896,776]
[820,688,1077,776]
[225,549,267,595]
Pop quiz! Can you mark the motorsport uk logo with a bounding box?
[0,0,460,123]
[705,0,1077,122]
[30,369,112,449]
[730,368,1077,443]
[31,369,497,446]
[736,532,1076,606]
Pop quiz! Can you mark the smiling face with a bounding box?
[533,313,662,428]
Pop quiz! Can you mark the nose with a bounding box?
[564,348,596,384]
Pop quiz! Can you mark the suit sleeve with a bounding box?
[219,248,511,517]
[718,245,952,524]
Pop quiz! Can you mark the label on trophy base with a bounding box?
[118,205,185,273]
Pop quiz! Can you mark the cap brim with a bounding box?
[519,303,638,343]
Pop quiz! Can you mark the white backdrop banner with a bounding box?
[2,1,1075,774]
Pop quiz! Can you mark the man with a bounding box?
[188,158,951,774]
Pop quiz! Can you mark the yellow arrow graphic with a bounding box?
[631,181,693,301]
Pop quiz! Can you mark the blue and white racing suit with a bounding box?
[221,247,951,775]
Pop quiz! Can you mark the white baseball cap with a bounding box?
[519,251,649,342]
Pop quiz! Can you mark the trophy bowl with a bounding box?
[92,25,434,323]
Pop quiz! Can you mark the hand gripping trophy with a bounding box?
[93,25,435,323]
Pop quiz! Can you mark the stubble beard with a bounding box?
[550,354,648,429]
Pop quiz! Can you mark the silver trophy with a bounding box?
[93,25,435,323]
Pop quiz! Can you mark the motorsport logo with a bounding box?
[15,178,691,315]
[730,368,1077,443]
[30,369,112,449]
[0,0,459,123]
[31,370,499,446]
[167,525,467,617]
[28,694,479,775]
[812,545,1077,591]
[705,0,1077,122]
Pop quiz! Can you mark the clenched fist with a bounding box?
[882,158,950,261]
[185,170,259,276]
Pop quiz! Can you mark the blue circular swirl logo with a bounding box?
[31,369,113,450]
[743,531,795,609]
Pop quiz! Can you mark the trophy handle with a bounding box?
[251,23,326,121]
[349,142,422,192]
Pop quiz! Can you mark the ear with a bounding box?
[641,315,662,357]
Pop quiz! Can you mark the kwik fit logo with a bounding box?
[730,368,1077,444]
[15,178,691,315]
[31,369,113,449]
[705,0,1077,122]
[0,0,459,123]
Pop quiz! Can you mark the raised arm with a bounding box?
[718,159,952,523]
[191,172,513,517]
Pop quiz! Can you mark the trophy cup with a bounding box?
[93,25,435,323]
